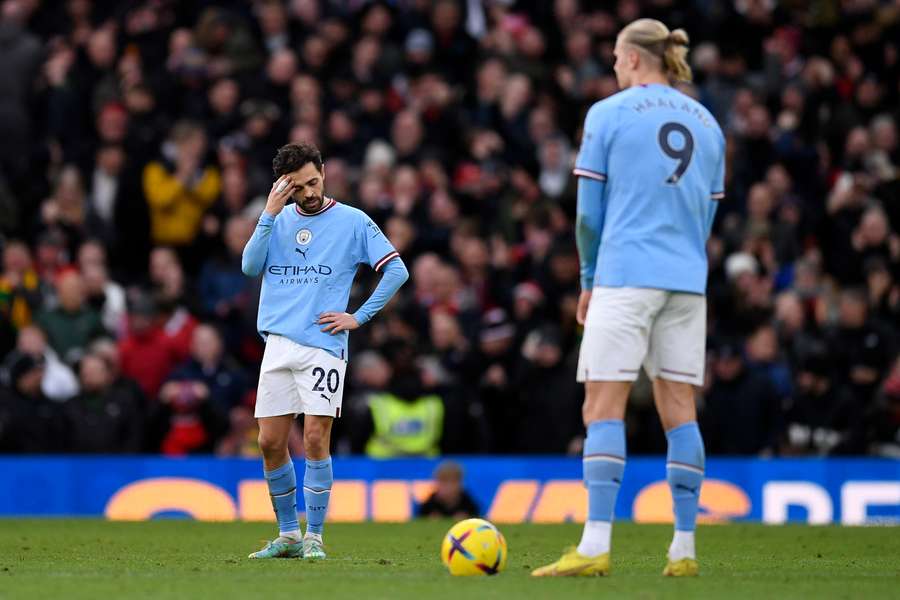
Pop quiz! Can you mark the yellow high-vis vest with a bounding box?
[365,393,444,458]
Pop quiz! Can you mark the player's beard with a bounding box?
[298,194,324,213]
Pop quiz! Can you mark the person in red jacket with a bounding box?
[117,294,180,400]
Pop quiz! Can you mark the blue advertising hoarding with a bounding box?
[0,456,897,525]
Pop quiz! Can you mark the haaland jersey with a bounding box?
[575,83,725,294]
[244,198,398,359]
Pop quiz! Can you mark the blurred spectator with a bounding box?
[868,358,900,458]
[0,240,42,340]
[34,270,106,365]
[344,350,392,453]
[155,376,226,456]
[0,351,62,452]
[85,144,127,247]
[513,326,581,453]
[0,0,42,199]
[38,165,94,256]
[701,340,780,456]
[827,289,896,407]
[194,7,261,78]
[168,323,248,414]
[148,247,198,363]
[197,215,254,323]
[467,308,518,452]
[216,402,258,457]
[14,324,78,401]
[117,294,180,400]
[538,135,574,200]
[63,353,144,453]
[359,343,445,458]
[417,460,479,519]
[32,230,70,285]
[142,121,221,253]
[153,323,244,455]
[781,342,861,456]
[78,240,126,335]
[744,324,792,400]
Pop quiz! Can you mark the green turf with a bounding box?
[1,520,898,599]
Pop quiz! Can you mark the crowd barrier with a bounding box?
[0,456,897,524]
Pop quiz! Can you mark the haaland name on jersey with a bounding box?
[629,95,716,130]
[575,83,725,295]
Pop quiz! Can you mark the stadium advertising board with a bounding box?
[0,457,897,525]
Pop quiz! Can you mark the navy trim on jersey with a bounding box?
[296,197,337,217]
[374,250,400,272]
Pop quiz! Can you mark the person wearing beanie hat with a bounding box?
[0,350,63,452]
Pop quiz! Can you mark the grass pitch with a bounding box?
[1,520,898,599]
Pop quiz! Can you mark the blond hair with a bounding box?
[620,19,692,83]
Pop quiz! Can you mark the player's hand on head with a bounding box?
[318,312,360,334]
[264,175,296,217]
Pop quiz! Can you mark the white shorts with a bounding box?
[577,287,706,386]
[255,334,347,419]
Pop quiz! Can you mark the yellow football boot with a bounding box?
[663,557,699,577]
[531,547,610,577]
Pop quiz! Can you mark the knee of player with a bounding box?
[582,397,616,425]
[258,431,288,457]
[303,425,328,455]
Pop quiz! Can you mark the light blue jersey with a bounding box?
[242,198,406,359]
[575,83,725,294]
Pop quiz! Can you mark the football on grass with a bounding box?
[440,518,508,576]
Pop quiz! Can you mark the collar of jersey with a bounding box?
[295,197,336,217]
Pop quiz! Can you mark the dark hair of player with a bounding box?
[272,142,323,176]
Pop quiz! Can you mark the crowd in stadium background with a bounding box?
[0,0,898,458]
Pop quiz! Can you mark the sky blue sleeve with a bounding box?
[576,176,606,290]
[359,215,399,272]
[573,101,612,183]
[352,257,409,325]
[574,100,613,290]
[707,133,726,231]
[241,212,275,276]
[711,133,726,200]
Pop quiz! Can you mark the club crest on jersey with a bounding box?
[296,229,313,245]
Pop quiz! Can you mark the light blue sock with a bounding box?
[303,457,333,535]
[584,419,626,522]
[264,461,299,536]
[666,422,705,531]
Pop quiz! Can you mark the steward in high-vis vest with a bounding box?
[365,392,444,458]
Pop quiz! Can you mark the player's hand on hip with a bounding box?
[576,290,592,326]
[318,312,359,334]
[264,175,296,217]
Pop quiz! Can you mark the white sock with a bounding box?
[576,520,611,557]
[279,530,301,542]
[668,530,695,560]
[304,531,322,542]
